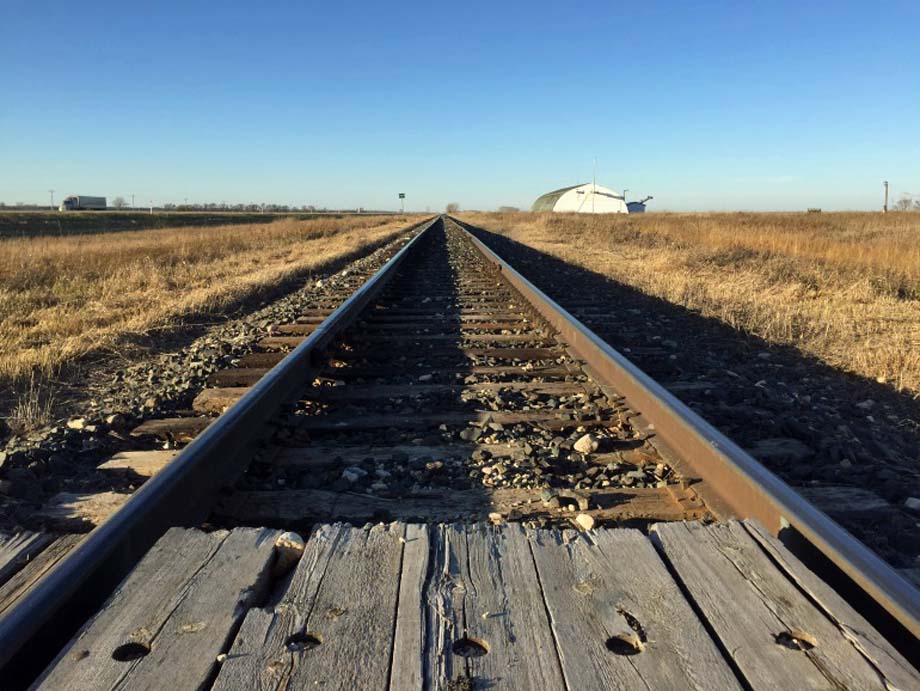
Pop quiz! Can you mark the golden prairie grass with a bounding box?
[460,211,920,395]
[0,214,421,386]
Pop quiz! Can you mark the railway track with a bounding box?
[1,216,918,688]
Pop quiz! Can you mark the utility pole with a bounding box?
[399,193,405,213]
[149,200,154,215]
[883,181,889,213]
[49,189,54,210]
[131,193,135,209]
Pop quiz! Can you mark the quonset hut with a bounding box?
[531,183,628,214]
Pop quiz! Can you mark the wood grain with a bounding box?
[36,527,279,691]
[743,519,920,690]
[97,450,178,480]
[39,492,131,531]
[0,533,79,616]
[423,524,567,690]
[653,520,892,689]
[213,523,405,691]
[0,530,54,586]
[530,527,740,690]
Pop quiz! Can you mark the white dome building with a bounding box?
[531,183,628,214]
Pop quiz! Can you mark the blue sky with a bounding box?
[2,1,918,211]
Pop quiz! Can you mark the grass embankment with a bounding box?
[460,211,920,395]
[0,214,422,388]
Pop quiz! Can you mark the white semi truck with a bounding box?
[59,195,107,211]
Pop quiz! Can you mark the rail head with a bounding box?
[0,215,439,678]
[450,215,920,652]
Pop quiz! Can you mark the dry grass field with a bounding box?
[0,214,420,394]
[460,211,920,395]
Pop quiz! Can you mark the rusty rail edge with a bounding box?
[454,216,920,655]
[0,216,438,679]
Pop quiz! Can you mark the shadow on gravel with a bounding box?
[467,223,920,570]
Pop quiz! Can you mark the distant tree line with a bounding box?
[163,203,318,212]
[0,200,326,212]
[892,193,920,211]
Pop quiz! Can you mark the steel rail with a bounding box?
[0,216,438,677]
[454,216,920,654]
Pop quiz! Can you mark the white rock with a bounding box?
[66,417,87,430]
[575,513,595,531]
[418,374,433,382]
[342,466,367,482]
[488,512,504,525]
[905,497,920,511]
[573,433,598,454]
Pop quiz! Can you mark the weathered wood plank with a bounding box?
[424,524,567,689]
[130,417,210,441]
[0,534,82,616]
[295,314,332,324]
[0,530,54,587]
[465,347,561,360]
[192,381,585,414]
[652,520,891,689]
[39,492,131,531]
[305,381,586,401]
[192,387,250,414]
[276,323,317,335]
[257,335,308,350]
[368,312,527,321]
[36,527,280,691]
[273,443,508,468]
[212,523,405,691]
[97,450,178,480]
[743,519,920,690]
[389,523,429,690]
[341,346,561,361]
[368,309,524,318]
[344,333,554,345]
[530,528,740,690]
[236,351,286,368]
[296,410,612,433]
[328,363,572,380]
[207,367,270,386]
[363,319,534,330]
[294,308,335,319]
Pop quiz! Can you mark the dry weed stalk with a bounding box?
[8,372,55,434]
